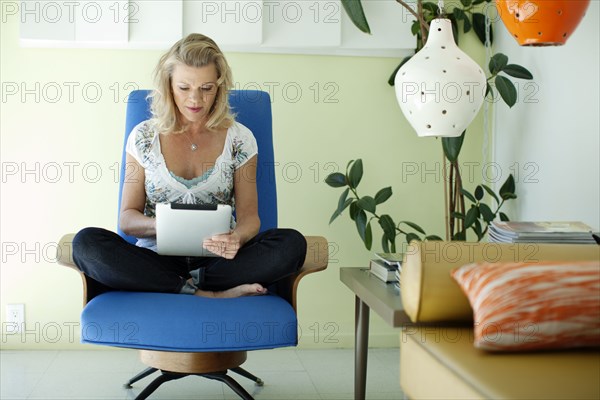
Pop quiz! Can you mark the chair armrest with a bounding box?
[57,233,92,306]
[289,236,329,311]
[57,233,77,269]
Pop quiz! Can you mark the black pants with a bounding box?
[72,227,307,294]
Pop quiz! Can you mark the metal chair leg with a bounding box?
[230,367,264,386]
[133,371,185,400]
[204,372,255,400]
[124,367,158,388]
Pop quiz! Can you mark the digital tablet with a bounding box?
[155,203,232,257]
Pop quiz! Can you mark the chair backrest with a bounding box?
[117,90,278,244]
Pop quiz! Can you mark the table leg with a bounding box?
[355,295,370,400]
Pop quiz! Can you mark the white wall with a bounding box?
[493,2,600,229]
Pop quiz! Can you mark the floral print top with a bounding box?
[125,120,258,251]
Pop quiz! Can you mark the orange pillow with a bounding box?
[451,260,600,351]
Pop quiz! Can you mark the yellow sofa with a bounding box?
[399,241,600,400]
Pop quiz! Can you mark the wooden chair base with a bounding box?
[126,350,260,399]
[139,350,247,374]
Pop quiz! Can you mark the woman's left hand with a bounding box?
[203,230,242,259]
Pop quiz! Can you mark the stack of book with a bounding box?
[488,221,598,245]
[369,253,403,287]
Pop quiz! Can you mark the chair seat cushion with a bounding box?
[81,292,297,352]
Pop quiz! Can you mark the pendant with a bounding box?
[191,144,198,151]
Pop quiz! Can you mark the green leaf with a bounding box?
[346,159,355,175]
[379,214,397,239]
[489,53,509,75]
[389,233,397,253]
[473,0,486,4]
[461,0,472,6]
[481,184,500,203]
[329,189,353,224]
[388,56,412,86]
[348,159,363,189]
[381,235,390,253]
[389,239,396,253]
[355,210,368,245]
[474,185,484,201]
[399,220,426,234]
[349,201,360,221]
[329,199,352,225]
[479,203,495,222]
[461,188,477,203]
[382,233,398,253]
[472,13,493,45]
[453,8,466,21]
[500,212,510,222]
[464,206,480,229]
[341,0,371,34]
[499,174,516,200]
[325,172,347,188]
[442,131,466,162]
[338,187,350,208]
[473,219,483,240]
[425,235,444,241]
[329,209,340,225]
[451,212,465,220]
[485,82,494,100]
[502,64,534,80]
[452,231,467,241]
[422,2,438,15]
[374,187,393,204]
[495,75,517,108]
[411,21,421,36]
[364,221,373,250]
[357,196,376,213]
[405,233,421,244]
[463,15,472,33]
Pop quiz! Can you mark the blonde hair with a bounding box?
[149,33,234,134]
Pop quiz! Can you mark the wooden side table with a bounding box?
[340,267,411,400]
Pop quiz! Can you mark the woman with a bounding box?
[73,33,307,298]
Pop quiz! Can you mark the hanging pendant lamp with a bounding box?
[395,18,486,137]
[496,0,590,46]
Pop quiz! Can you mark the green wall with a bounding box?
[1,13,485,349]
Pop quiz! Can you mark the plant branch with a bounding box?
[457,167,465,234]
[442,151,450,241]
[449,162,455,237]
[396,0,429,43]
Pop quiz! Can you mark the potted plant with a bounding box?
[326,0,532,252]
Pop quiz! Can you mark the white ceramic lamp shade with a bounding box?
[395,18,487,137]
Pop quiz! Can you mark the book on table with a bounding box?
[369,253,403,283]
[374,252,403,267]
[489,221,598,244]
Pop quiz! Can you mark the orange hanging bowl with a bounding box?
[496,0,591,46]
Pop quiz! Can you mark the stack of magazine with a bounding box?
[488,221,598,244]
[369,253,403,288]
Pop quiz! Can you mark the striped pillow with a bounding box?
[451,261,600,351]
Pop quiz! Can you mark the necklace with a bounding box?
[183,132,198,151]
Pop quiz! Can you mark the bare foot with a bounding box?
[194,283,267,298]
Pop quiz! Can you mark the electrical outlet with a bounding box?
[6,304,25,334]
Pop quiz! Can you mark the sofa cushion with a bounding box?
[452,260,600,351]
[81,292,298,352]
[400,241,599,323]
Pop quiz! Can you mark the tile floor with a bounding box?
[1,348,404,399]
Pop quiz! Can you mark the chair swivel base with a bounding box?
[124,350,263,400]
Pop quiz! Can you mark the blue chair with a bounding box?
[57,90,328,399]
